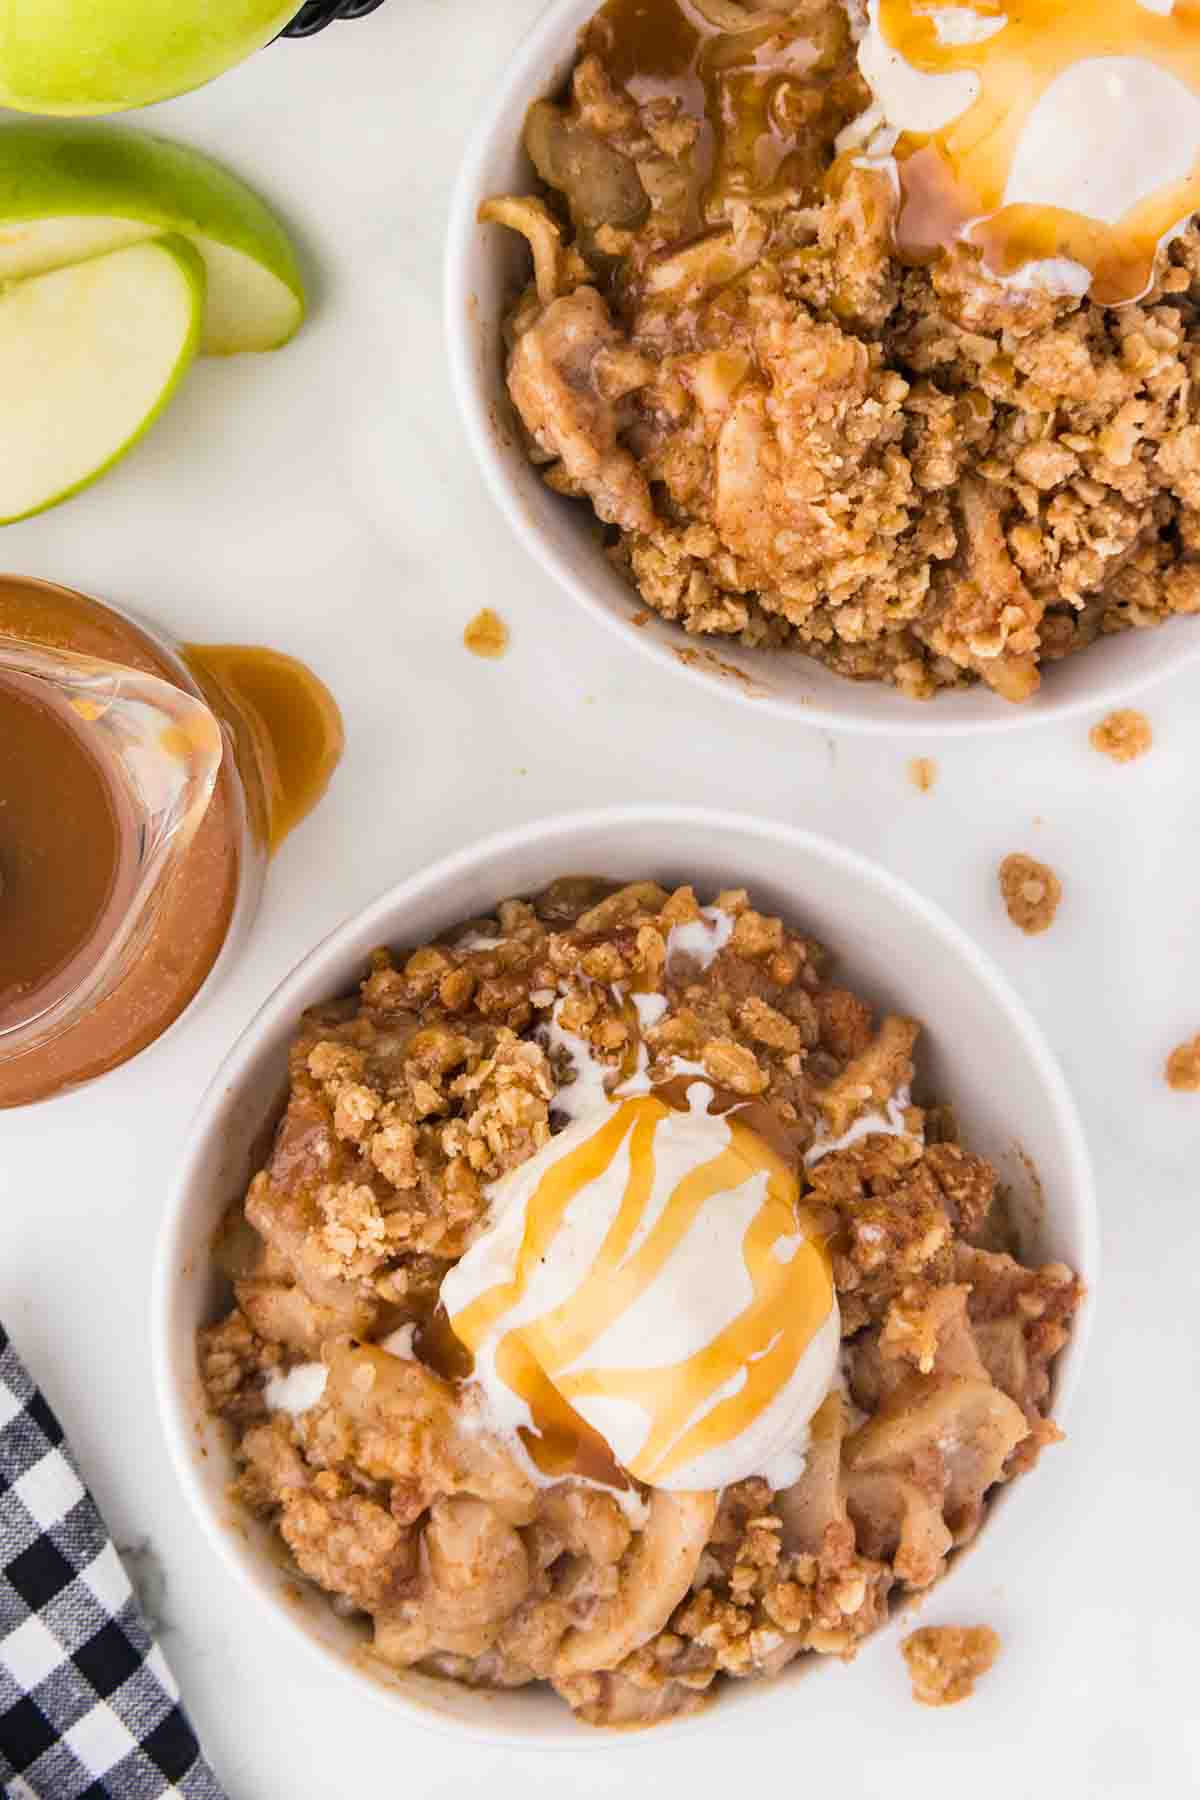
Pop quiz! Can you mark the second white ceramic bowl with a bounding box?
[154,806,1097,1746]
[444,0,1200,735]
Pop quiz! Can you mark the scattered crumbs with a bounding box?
[674,644,768,696]
[998,853,1062,935]
[902,1626,1000,1707]
[1089,708,1152,764]
[1166,1034,1200,1092]
[630,609,651,628]
[464,608,509,659]
[908,756,937,793]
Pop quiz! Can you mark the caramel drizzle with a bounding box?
[879,0,1200,302]
[588,0,833,222]
[449,1095,833,1487]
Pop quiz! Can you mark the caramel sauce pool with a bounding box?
[879,0,1200,302]
[183,644,343,855]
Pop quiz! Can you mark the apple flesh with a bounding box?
[0,125,305,354]
[0,0,299,116]
[0,236,205,524]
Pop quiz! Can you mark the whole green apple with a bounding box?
[0,0,300,115]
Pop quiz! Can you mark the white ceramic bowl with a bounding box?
[153,806,1097,1745]
[444,0,1200,735]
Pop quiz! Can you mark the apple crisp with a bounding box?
[484,0,1200,702]
[901,1624,1000,1707]
[199,877,1082,1728]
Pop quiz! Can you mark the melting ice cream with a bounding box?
[440,1090,840,1493]
[842,0,1200,301]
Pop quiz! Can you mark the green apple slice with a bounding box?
[0,0,298,117]
[0,125,305,354]
[0,234,205,526]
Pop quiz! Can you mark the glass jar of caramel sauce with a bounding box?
[0,575,342,1107]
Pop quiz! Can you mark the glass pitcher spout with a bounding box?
[0,638,224,1060]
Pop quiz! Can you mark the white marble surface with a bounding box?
[2,3,1199,1793]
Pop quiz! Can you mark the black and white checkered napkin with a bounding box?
[0,1325,226,1799]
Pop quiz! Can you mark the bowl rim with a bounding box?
[442,0,1200,738]
[152,804,1099,1748]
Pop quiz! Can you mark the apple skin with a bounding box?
[0,124,305,353]
[0,234,206,525]
[0,0,300,115]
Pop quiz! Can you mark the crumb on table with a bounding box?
[464,608,509,659]
[902,1625,1001,1706]
[1166,1035,1200,1092]
[999,854,1062,935]
[909,757,937,793]
[1089,710,1152,764]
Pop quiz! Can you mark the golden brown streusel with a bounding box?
[1165,1034,1200,1092]
[463,608,510,659]
[200,877,1082,1729]
[901,1625,1001,1707]
[487,0,1200,702]
[999,854,1063,935]
[1089,709,1153,763]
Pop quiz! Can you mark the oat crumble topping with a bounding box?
[1166,1034,1200,1092]
[999,854,1063,935]
[901,1624,1001,1706]
[464,608,510,659]
[1089,709,1153,763]
[200,877,1082,1729]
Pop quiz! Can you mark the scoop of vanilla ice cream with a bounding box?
[440,1093,839,1494]
[842,0,1200,301]
[1004,57,1200,225]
